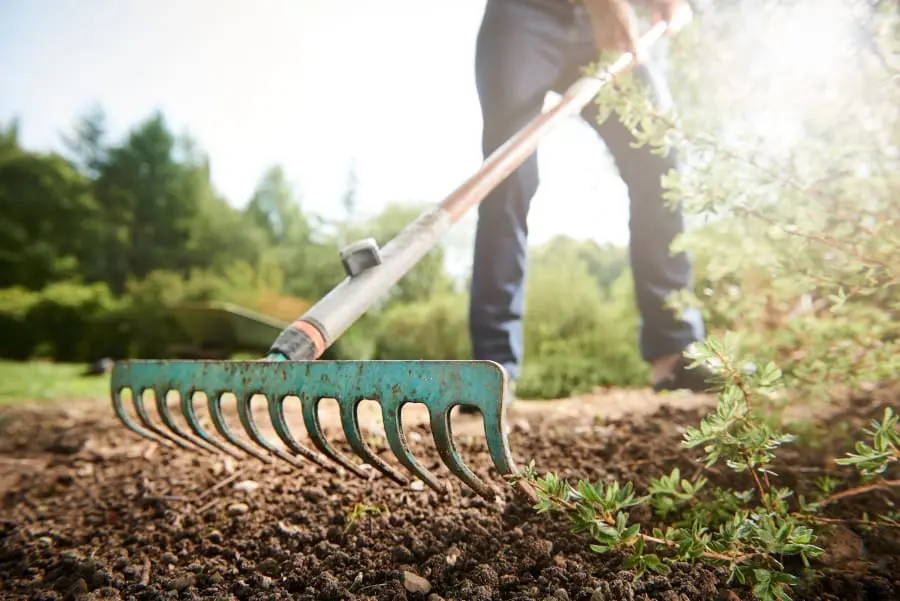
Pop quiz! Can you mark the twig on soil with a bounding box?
[195,471,244,501]
[195,497,221,515]
[144,495,190,503]
[795,514,900,530]
[0,457,46,465]
[188,465,259,514]
[645,531,753,563]
[140,557,151,586]
[142,444,157,461]
[819,479,900,506]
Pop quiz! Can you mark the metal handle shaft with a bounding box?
[269,21,671,361]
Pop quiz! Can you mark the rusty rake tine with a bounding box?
[235,392,309,469]
[207,393,274,464]
[133,387,196,452]
[299,397,370,479]
[152,387,221,455]
[430,408,497,500]
[339,398,408,485]
[111,387,174,448]
[381,403,443,493]
[267,397,342,474]
[178,390,244,460]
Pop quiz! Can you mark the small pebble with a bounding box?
[512,418,531,433]
[168,575,194,591]
[227,503,249,516]
[552,588,570,601]
[402,571,432,595]
[410,480,425,492]
[276,521,303,536]
[233,480,260,494]
[257,558,280,577]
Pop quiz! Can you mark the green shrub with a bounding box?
[7,281,120,362]
[598,0,900,404]
[366,254,647,398]
[117,270,189,358]
[515,3,900,599]
[372,292,470,361]
[0,265,292,362]
[519,266,647,398]
[516,338,899,601]
[0,287,40,359]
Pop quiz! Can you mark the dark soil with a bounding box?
[0,384,898,601]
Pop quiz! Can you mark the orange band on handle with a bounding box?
[289,319,327,359]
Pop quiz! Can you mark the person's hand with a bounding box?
[649,0,693,33]
[584,0,641,60]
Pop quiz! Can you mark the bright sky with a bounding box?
[1,0,636,275]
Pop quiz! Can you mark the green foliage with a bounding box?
[517,261,647,398]
[591,0,900,405]
[0,122,101,290]
[373,292,471,361]
[27,281,121,362]
[4,1,893,410]
[517,338,900,601]
[516,3,900,597]
[530,235,629,295]
[834,408,899,478]
[0,360,111,405]
[0,282,121,361]
[0,287,41,360]
[0,47,653,396]
[359,245,645,397]
[343,502,390,534]
[516,2,899,594]
[679,337,794,485]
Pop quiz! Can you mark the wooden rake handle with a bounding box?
[439,19,671,221]
[269,20,675,362]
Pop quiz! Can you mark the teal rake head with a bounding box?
[111,359,516,499]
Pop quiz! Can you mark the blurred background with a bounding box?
[1,0,896,401]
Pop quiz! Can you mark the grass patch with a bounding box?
[0,360,110,405]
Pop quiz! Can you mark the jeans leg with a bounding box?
[568,36,705,361]
[470,0,570,381]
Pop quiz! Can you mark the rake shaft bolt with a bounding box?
[340,238,382,277]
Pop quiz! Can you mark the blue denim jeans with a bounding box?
[469,0,705,381]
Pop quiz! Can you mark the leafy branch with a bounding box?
[514,339,899,601]
[517,6,900,600]
[833,407,900,477]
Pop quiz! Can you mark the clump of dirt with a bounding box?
[0,386,897,601]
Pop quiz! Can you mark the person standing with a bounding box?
[467,0,714,405]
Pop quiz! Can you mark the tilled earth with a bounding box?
[1,384,898,601]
